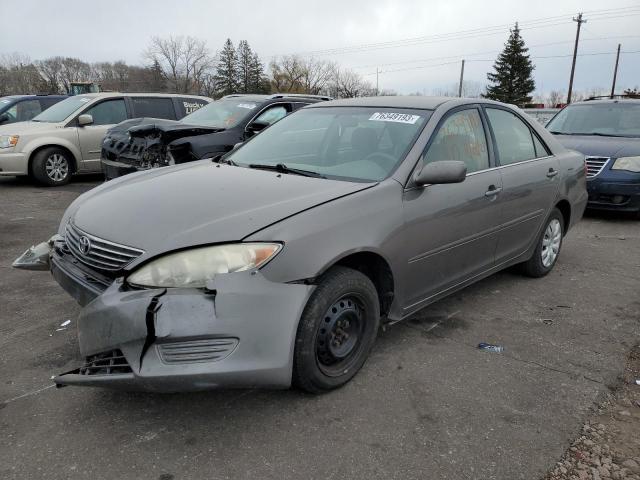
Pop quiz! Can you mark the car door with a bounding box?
[76,98,128,171]
[483,107,560,265]
[401,106,503,311]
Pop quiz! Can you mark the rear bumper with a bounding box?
[0,151,28,176]
[50,250,314,392]
[586,178,640,212]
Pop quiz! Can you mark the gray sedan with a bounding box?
[14,96,588,393]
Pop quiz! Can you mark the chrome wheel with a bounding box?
[541,218,562,267]
[45,153,69,183]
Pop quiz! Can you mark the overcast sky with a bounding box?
[2,0,640,96]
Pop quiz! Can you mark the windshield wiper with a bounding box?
[248,163,326,178]
[583,132,632,138]
[549,131,573,135]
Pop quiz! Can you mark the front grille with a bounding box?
[585,156,610,178]
[65,222,144,272]
[79,349,132,375]
[157,338,239,364]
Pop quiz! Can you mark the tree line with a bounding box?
[0,36,376,99]
[2,31,635,103]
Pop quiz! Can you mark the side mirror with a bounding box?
[246,120,269,134]
[414,160,467,186]
[77,114,93,126]
[0,113,9,124]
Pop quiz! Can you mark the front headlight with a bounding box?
[127,243,282,288]
[0,135,19,148]
[612,156,640,172]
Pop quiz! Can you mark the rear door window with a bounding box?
[131,97,176,120]
[176,98,209,118]
[84,99,127,125]
[486,108,536,165]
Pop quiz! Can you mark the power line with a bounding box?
[276,6,640,57]
[362,49,640,76]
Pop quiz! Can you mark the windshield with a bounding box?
[547,102,640,137]
[181,98,260,128]
[32,96,93,123]
[228,107,430,182]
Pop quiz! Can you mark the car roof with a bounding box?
[305,96,511,110]
[0,94,67,101]
[222,93,329,103]
[76,92,212,101]
[571,98,640,106]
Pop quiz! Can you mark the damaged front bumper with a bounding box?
[15,239,315,392]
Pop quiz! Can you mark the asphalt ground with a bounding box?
[1,175,639,480]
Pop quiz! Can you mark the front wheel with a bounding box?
[293,266,380,393]
[31,147,72,186]
[520,208,564,277]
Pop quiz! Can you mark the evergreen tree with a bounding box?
[147,59,166,92]
[214,39,239,96]
[236,40,253,93]
[484,23,535,105]
[249,52,270,93]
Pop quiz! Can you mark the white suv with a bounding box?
[0,92,210,186]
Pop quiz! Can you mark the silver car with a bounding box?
[0,93,210,186]
[14,96,587,393]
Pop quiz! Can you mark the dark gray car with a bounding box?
[14,96,588,393]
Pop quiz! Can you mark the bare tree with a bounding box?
[0,53,46,95]
[300,57,335,95]
[334,68,373,98]
[270,55,306,92]
[59,57,91,93]
[547,90,564,107]
[36,57,64,93]
[145,35,213,94]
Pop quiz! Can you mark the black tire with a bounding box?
[293,266,380,394]
[520,208,564,278]
[31,147,72,186]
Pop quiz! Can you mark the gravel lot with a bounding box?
[1,175,639,480]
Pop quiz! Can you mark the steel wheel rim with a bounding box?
[541,218,562,267]
[45,153,69,182]
[315,295,366,377]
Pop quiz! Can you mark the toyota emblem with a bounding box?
[78,236,91,255]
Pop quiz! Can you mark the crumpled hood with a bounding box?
[555,135,640,158]
[66,161,374,267]
[106,117,222,142]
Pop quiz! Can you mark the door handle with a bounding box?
[485,186,502,197]
[546,168,559,178]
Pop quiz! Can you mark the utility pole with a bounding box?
[567,12,586,104]
[610,43,621,98]
[376,67,380,96]
[458,59,465,97]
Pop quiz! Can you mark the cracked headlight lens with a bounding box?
[0,135,19,148]
[612,156,640,172]
[127,243,282,288]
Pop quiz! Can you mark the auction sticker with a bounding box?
[237,103,257,109]
[369,112,420,124]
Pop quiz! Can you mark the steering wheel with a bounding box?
[363,152,397,170]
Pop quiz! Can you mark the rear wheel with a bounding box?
[293,266,380,393]
[520,208,564,277]
[31,147,72,186]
